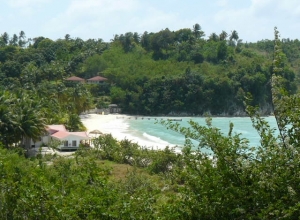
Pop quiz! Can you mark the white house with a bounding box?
[33,125,91,150]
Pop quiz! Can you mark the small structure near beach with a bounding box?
[89,129,103,137]
[109,104,121,114]
[31,125,90,150]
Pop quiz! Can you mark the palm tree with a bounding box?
[67,113,82,132]
[1,32,9,45]
[0,92,17,147]
[229,30,239,46]
[13,92,47,151]
[9,34,18,46]
[133,32,140,44]
[65,34,71,41]
[193,23,205,39]
[18,30,27,47]
[208,33,219,42]
[219,30,228,41]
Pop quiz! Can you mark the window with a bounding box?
[64,141,68,147]
[72,140,77,147]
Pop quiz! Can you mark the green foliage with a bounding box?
[1,27,300,219]
[1,26,298,116]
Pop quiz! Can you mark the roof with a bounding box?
[51,131,69,139]
[51,131,90,140]
[46,124,90,140]
[47,125,67,132]
[87,76,108,81]
[65,76,85,81]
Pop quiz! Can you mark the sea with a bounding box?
[108,116,278,151]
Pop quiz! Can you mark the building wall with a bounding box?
[30,136,50,148]
[31,134,89,149]
[55,135,88,149]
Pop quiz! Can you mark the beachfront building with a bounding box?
[32,125,90,150]
[87,76,108,84]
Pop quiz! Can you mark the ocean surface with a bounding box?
[108,116,278,151]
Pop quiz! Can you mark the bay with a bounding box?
[118,116,278,151]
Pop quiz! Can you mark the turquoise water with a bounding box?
[124,116,278,149]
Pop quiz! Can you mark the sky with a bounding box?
[0,0,299,43]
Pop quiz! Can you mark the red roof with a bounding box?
[46,124,90,140]
[51,131,69,139]
[65,76,85,81]
[51,131,90,139]
[87,76,107,81]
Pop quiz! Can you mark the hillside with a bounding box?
[0,26,299,116]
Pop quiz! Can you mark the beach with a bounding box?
[80,114,176,150]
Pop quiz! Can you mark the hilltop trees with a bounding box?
[0,25,298,118]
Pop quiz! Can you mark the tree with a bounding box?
[18,30,27,47]
[133,32,140,44]
[13,92,47,151]
[208,32,219,42]
[0,91,47,151]
[229,30,239,46]
[1,60,22,78]
[9,34,18,46]
[65,34,71,41]
[217,40,228,61]
[0,92,17,147]
[20,62,41,86]
[151,28,175,59]
[175,28,193,43]
[193,23,205,39]
[219,30,228,41]
[32,36,45,48]
[1,32,9,45]
[141,31,152,51]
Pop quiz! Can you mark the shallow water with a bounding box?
[116,116,278,150]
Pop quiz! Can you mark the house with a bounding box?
[87,76,108,84]
[65,76,85,83]
[32,125,91,150]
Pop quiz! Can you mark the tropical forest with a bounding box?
[1,25,300,219]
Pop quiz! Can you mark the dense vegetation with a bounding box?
[0,25,299,117]
[1,27,300,218]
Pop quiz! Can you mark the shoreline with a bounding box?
[80,114,177,150]
[80,114,276,153]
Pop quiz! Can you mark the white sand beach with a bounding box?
[80,113,175,150]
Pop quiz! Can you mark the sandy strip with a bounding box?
[80,114,176,150]
[80,114,120,134]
